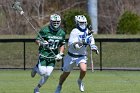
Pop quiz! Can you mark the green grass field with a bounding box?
[0,70,140,93]
[0,35,140,93]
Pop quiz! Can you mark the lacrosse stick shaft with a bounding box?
[22,14,56,56]
[22,13,56,56]
[12,1,56,57]
[12,1,44,41]
[90,48,94,72]
[22,14,44,41]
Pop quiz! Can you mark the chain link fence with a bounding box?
[0,38,140,71]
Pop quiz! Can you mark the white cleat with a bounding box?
[55,85,62,93]
[77,79,84,92]
[31,67,37,78]
[34,88,39,93]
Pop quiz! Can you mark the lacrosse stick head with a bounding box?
[12,1,24,15]
[88,25,94,35]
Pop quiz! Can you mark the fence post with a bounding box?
[100,41,102,71]
[23,41,26,70]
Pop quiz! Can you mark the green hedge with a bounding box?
[117,11,140,34]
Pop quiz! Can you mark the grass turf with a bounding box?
[0,70,140,93]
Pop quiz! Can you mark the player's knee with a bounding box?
[79,62,87,72]
[44,72,51,77]
[43,73,50,80]
[80,67,87,72]
[81,69,87,72]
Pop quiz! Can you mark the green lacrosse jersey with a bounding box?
[36,25,66,66]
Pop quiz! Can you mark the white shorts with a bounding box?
[62,54,87,72]
[35,64,54,76]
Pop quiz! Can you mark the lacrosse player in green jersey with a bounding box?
[31,14,66,93]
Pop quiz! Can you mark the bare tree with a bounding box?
[0,0,139,35]
[98,0,139,34]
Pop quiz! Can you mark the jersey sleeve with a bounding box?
[90,34,95,45]
[36,26,48,41]
[68,29,79,46]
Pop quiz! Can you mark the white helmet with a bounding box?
[50,14,61,31]
[75,15,87,30]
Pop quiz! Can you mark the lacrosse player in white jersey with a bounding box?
[55,15,99,93]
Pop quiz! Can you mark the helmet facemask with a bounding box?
[75,15,87,31]
[51,20,61,29]
[78,22,87,30]
[50,14,61,31]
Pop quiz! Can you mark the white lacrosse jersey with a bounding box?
[68,28,95,56]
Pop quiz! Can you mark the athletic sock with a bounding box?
[78,78,82,82]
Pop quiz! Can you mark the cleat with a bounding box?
[31,67,37,78]
[77,79,84,92]
[55,85,62,93]
[34,88,39,93]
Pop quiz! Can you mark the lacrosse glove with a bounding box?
[39,40,49,47]
[90,44,99,55]
[82,35,92,45]
[74,35,92,49]
[55,52,64,61]
[73,42,83,49]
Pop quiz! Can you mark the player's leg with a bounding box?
[77,62,87,92]
[55,72,70,93]
[79,62,87,80]
[34,65,54,93]
[55,55,74,93]
[76,56,87,92]
[31,57,40,78]
[31,65,38,78]
[38,66,54,86]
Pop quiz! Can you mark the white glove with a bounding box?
[90,44,99,55]
[55,52,64,61]
[39,40,48,47]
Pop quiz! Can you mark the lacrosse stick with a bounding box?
[12,1,43,41]
[88,25,94,72]
[90,47,94,72]
[12,1,56,58]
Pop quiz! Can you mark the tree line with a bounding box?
[0,0,139,35]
